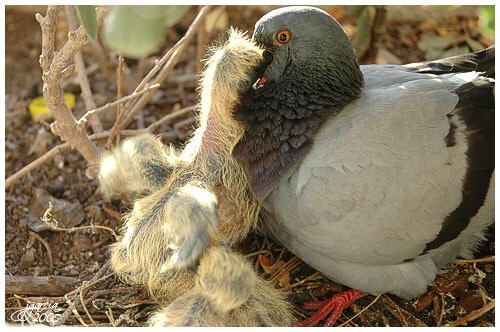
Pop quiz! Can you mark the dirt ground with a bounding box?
[5,5,495,327]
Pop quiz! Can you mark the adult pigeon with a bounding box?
[233,6,495,326]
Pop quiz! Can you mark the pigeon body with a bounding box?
[234,6,494,300]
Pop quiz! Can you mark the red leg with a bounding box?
[297,289,367,327]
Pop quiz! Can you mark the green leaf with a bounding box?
[75,6,98,40]
[103,5,189,59]
[478,5,494,40]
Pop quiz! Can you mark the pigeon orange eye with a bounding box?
[276,29,292,44]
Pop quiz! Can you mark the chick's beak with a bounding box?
[252,48,274,90]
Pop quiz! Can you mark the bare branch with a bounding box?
[35,5,62,73]
[444,300,495,327]
[117,5,211,130]
[5,104,194,189]
[5,142,71,189]
[53,260,112,326]
[147,105,196,132]
[5,275,78,295]
[79,83,160,124]
[38,6,109,174]
[65,5,103,133]
[41,201,119,239]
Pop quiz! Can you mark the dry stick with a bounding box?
[12,294,67,304]
[444,300,495,327]
[79,282,98,326]
[196,5,208,73]
[5,275,77,295]
[37,7,109,170]
[36,5,61,72]
[66,298,90,326]
[437,293,445,327]
[269,256,303,285]
[5,104,193,189]
[29,232,54,272]
[5,142,70,188]
[147,105,196,131]
[65,5,103,133]
[338,294,383,327]
[382,294,409,327]
[106,308,117,327]
[53,260,111,326]
[41,201,118,240]
[106,53,126,147]
[64,268,114,298]
[106,45,184,146]
[116,53,125,143]
[288,271,321,290]
[454,256,495,264]
[78,84,160,125]
[118,5,211,130]
[84,286,144,306]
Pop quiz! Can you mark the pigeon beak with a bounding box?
[252,48,274,90]
[253,77,268,89]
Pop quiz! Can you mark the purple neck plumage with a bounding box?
[232,61,363,199]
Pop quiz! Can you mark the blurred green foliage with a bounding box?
[478,5,494,39]
[75,6,97,40]
[75,5,190,59]
[103,6,189,59]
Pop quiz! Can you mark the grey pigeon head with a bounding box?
[251,6,363,91]
[233,6,364,198]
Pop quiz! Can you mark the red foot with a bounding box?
[297,289,367,327]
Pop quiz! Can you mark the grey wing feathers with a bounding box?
[405,45,494,78]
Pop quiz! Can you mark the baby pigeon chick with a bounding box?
[99,133,177,199]
[99,29,295,325]
[149,246,294,326]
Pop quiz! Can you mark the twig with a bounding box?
[106,53,127,146]
[244,250,271,259]
[84,286,144,305]
[35,5,62,73]
[78,83,160,125]
[79,282,98,326]
[29,232,54,272]
[173,116,197,129]
[147,105,196,131]
[454,256,495,264]
[196,5,208,73]
[41,201,118,240]
[5,275,77,295]
[37,6,110,170]
[288,271,321,290]
[437,293,445,326]
[5,105,193,189]
[5,142,71,188]
[106,308,117,327]
[382,294,409,327]
[12,294,67,304]
[269,256,303,285]
[118,5,211,130]
[66,297,89,326]
[65,5,103,133]
[338,294,382,327]
[444,300,495,327]
[53,260,111,326]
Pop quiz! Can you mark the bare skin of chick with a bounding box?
[98,30,296,326]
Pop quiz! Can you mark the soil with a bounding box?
[5,5,494,327]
